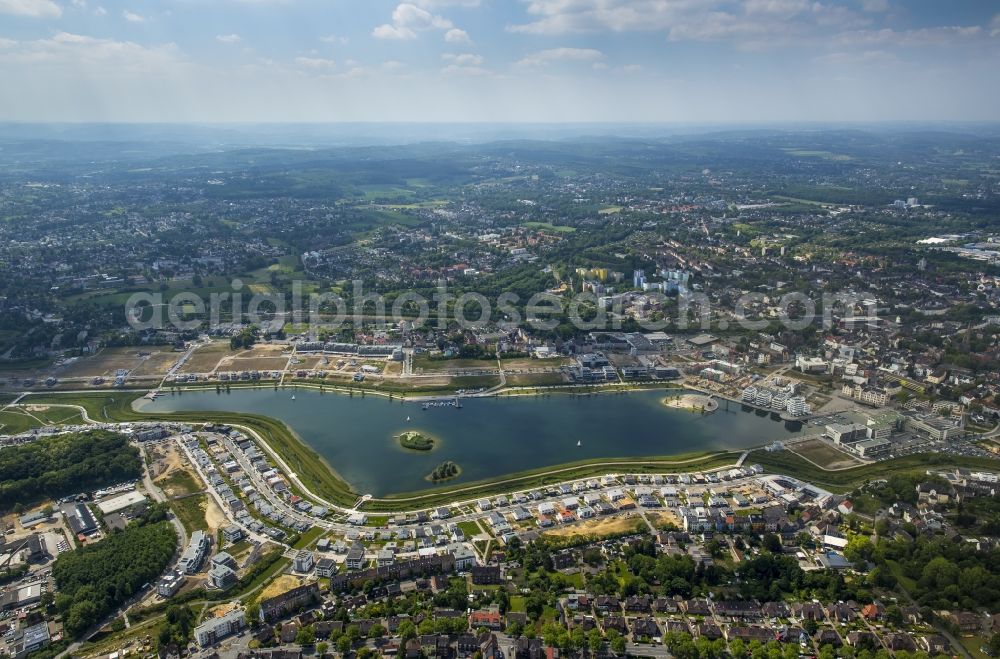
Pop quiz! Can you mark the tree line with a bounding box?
[0,430,141,509]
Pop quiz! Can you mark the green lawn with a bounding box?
[413,356,497,372]
[751,449,1000,493]
[458,521,483,539]
[885,559,916,592]
[292,526,325,550]
[957,634,991,659]
[170,494,209,533]
[0,402,85,434]
[0,409,43,434]
[156,469,202,497]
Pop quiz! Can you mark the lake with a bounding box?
[143,388,803,496]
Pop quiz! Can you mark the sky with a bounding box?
[0,0,998,123]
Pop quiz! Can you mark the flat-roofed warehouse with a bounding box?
[97,491,148,515]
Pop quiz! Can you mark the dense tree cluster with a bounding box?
[230,325,260,350]
[0,430,141,508]
[53,516,177,637]
[157,604,196,650]
[879,535,1000,611]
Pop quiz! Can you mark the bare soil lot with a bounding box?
[130,351,182,378]
[500,357,572,370]
[178,343,233,373]
[223,356,290,372]
[414,357,497,374]
[290,355,329,370]
[543,515,644,539]
[788,438,863,469]
[259,574,305,601]
[58,347,176,379]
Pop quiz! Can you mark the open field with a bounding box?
[170,493,210,533]
[504,373,568,387]
[203,496,227,532]
[258,574,305,601]
[177,342,233,373]
[648,511,682,528]
[130,351,184,378]
[787,438,863,469]
[0,358,52,375]
[57,347,178,380]
[500,357,572,370]
[22,391,142,422]
[0,404,83,433]
[357,374,502,393]
[289,355,329,370]
[543,515,645,539]
[158,469,202,498]
[413,357,497,373]
[55,348,140,378]
[0,409,43,434]
[220,356,290,372]
[957,634,992,659]
[751,449,1000,493]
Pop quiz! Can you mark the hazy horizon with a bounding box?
[1,0,998,123]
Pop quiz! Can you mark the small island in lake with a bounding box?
[426,460,461,483]
[662,393,718,414]
[398,430,436,451]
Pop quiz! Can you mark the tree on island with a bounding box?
[429,461,460,482]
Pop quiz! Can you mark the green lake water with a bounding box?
[144,388,802,496]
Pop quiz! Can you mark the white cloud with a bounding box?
[506,0,866,48]
[0,37,17,47]
[508,0,698,35]
[122,9,144,23]
[320,34,349,45]
[372,24,415,40]
[990,14,1000,38]
[442,52,482,66]
[412,0,479,7]
[517,47,604,68]
[93,4,105,15]
[743,0,810,16]
[295,56,335,70]
[0,32,179,71]
[444,27,470,43]
[373,3,457,40]
[0,0,62,18]
[835,25,985,47]
[216,33,241,44]
[441,51,487,75]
